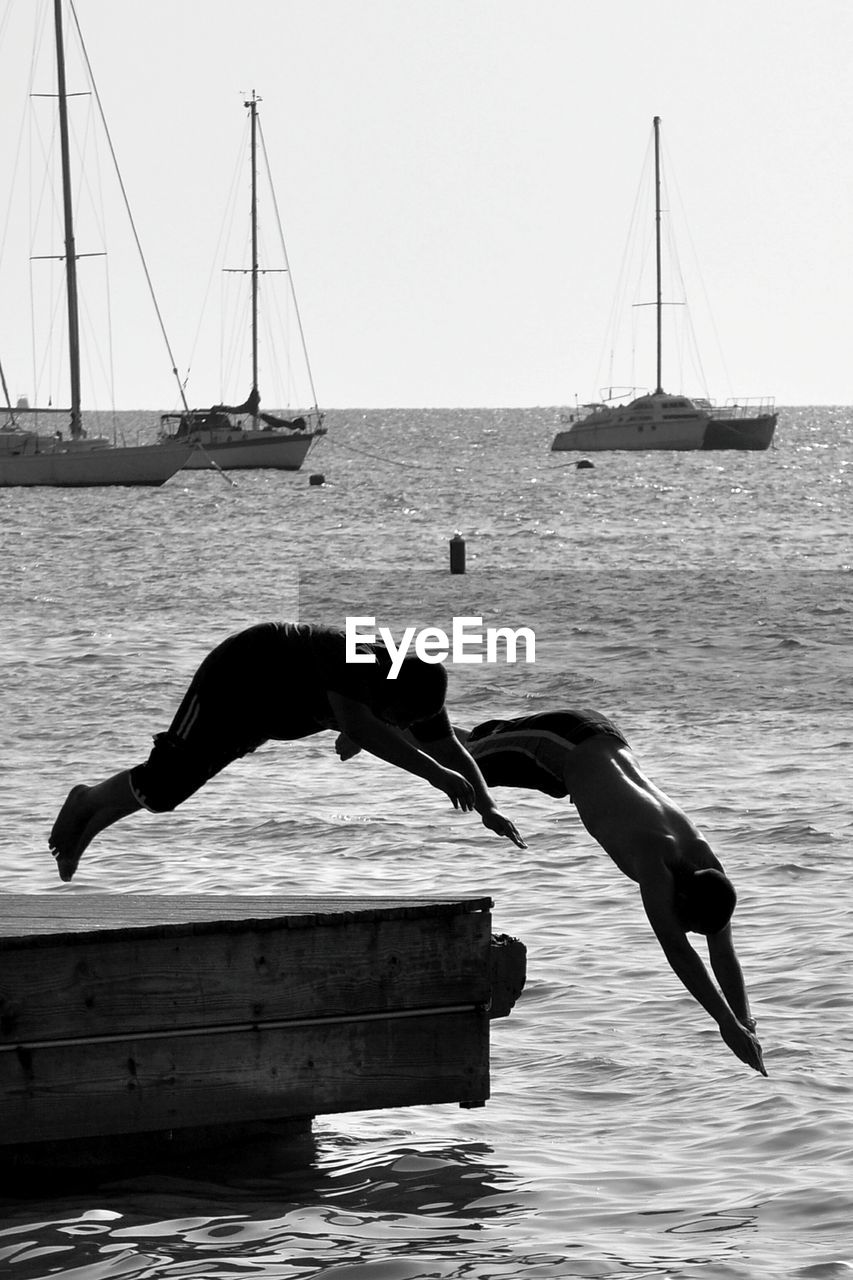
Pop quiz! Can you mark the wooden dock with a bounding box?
[0,894,525,1164]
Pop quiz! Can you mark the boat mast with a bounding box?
[54,0,83,438]
[653,115,663,396]
[247,91,260,426]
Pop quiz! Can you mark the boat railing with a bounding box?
[707,397,776,420]
[599,386,648,405]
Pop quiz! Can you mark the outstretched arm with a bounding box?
[418,731,526,848]
[639,874,767,1075]
[327,693,475,811]
[707,925,756,1029]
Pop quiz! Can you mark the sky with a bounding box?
[0,0,851,409]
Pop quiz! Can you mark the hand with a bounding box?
[335,733,362,761]
[481,807,527,849]
[719,1016,768,1076]
[436,767,476,812]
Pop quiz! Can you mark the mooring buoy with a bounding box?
[449,533,466,574]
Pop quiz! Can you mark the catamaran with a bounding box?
[552,117,777,454]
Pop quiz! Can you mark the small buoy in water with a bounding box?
[308,473,325,486]
[449,532,466,574]
[576,458,594,469]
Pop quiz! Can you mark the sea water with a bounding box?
[0,406,851,1278]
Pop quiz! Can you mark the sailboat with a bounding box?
[0,0,191,488]
[551,117,777,453]
[159,93,326,471]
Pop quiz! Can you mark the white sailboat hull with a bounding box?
[0,441,191,487]
[180,430,316,471]
[552,416,706,451]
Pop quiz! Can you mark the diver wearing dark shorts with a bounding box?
[467,709,629,798]
[49,621,525,883]
[129,622,454,812]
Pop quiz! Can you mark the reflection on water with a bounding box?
[0,1128,811,1279]
[1,1138,533,1280]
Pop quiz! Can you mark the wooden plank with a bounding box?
[0,912,491,1043]
[0,894,492,947]
[0,894,512,1150]
[1,1009,489,1143]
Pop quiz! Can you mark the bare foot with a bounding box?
[49,785,96,882]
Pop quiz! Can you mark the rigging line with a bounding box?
[660,131,733,400]
[595,129,656,398]
[193,441,237,486]
[657,159,706,397]
[257,115,320,413]
[68,0,189,412]
[73,87,120,422]
[330,436,596,481]
[321,433,444,472]
[219,113,255,397]
[0,1,13,48]
[183,120,246,404]
[10,4,53,409]
[0,14,35,281]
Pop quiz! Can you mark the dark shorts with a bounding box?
[128,619,451,813]
[467,709,629,798]
[129,624,288,812]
